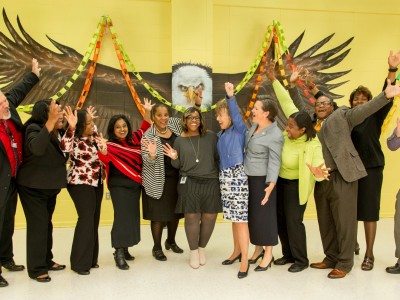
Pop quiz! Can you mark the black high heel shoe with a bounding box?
[254,256,274,271]
[238,264,250,279]
[248,250,265,264]
[165,241,184,254]
[222,253,242,265]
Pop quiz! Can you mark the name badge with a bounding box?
[180,176,187,184]
[12,142,17,148]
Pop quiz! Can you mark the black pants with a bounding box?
[18,185,59,278]
[68,184,103,272]
[277,177,308,266]
[0,178,17,265]
[109,181,141,248]
[314,171,357,273]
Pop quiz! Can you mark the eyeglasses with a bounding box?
[186,116,200,121]
[315,101,332,107]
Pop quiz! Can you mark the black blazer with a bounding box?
[0,72,39,210]
[17,123,68,190]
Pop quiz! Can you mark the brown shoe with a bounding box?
[310,262,332,269]
[361,257,374,271]
[328,269,347,279]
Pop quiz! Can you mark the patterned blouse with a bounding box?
[60,127,102,187]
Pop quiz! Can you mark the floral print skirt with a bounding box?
[219,164,249,222]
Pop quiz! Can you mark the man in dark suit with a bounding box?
[310,81,400,278]
[285,64,400,278]
[0,59,40,287]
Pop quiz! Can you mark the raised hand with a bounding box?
[86,105,98,119]
[265,59,276,82]
[63,106,78,131]
[46,99,63,132]
[290,66,304,84]
[388,50,400,69]
[384,79,400,99]
[95,133,108,155]
[142,137,157,158]
[162,143,178,160]
[225,82,234,98]
[142,98,155,112]
[304,69,314,86]
[32,58,41,78]
[306,162,330,180]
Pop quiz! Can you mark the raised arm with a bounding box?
[225,82,247,134]
[265,60,299,118]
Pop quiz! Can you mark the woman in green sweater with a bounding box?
[266,62,329,272]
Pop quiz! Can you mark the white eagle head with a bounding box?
[171,63,213,109]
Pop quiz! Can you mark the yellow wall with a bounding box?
[2,0,400,227]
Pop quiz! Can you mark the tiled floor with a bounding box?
[1,219,398,299]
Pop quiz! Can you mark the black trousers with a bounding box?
[18,185,59,278]
[68,184,103,272]
[0,178,18,265]
[277,177,308,266]
[314,171,357,273]
[109,181,141,248]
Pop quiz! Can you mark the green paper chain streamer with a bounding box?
[17,16,106,113]
[18,17,287,114]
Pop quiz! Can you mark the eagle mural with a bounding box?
[0,8,353,134]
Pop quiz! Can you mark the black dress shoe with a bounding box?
[2,259,25,271]
[114,248,129,270]
[254,257,274,271]
[222,253,241,265]
[0,275,9,287]
[248,250,265,264]
[124,248,135,261]
[165,241,184,254]
[288,263,308,273]
[35,275,51,283]
[386,263,400,274]
[274,256,295,266]
[49,263,66,271]
[74,270,90,275]
[91,264,99,268]
[238,264,249,279]
[152,249,167,261]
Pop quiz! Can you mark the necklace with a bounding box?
[155,126,168,134]
[188,135,200,163]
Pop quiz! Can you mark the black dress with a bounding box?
[142,134,183,221]
[351,100,392,221]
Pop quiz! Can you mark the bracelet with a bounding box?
[389,68,398,72]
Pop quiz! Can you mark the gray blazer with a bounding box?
[244,121,284,184]
[318,92,391,183]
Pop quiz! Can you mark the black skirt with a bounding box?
[142,175,183,221]
[248,176,278,246]
[357,166,383,221]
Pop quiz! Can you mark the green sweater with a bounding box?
[272,80,325,205]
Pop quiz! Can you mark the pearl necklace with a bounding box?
[155,126,168,134]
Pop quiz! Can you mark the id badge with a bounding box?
[180,176,187,184]
[11,142,17,148]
